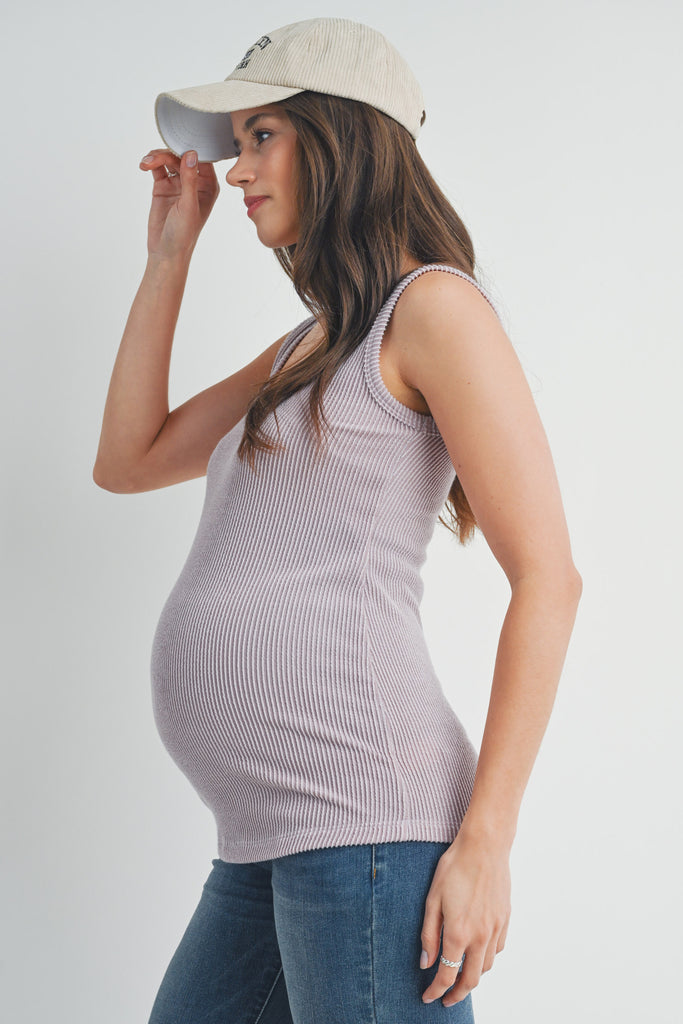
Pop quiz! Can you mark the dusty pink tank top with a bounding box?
[150,264,502,863]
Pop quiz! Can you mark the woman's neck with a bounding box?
[400,256,423,276]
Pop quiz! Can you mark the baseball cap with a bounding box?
[154,17,426,162]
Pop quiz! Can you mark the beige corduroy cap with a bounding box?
[154,17,426,162]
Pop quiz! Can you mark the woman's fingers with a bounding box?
[424,925,505,1006]
[177,151,202,207]
[140,149,218,200]
[139,147,219,259]
[419,895,443,971]
[441,941,485,1007]
[419,832,512,1006]
[139,149,183,182]
[419,899,467,1004]
[481,933,501,975]
[140,148,179,167]
[421,941,468,1004]
[422,949,465,1004]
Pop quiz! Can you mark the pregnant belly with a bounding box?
[149,575,388,781]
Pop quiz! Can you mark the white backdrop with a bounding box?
[2,1,681,1021]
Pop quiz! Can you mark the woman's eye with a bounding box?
[233,128,272,157]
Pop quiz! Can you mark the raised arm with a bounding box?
[92,148,286,493]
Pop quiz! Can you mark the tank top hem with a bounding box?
[216,817,467,864]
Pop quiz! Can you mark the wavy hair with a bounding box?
[237,90,484,544]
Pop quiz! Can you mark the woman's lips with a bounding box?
[246,197,268,217]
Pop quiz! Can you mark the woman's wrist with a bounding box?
[451,816,516,856]
[145,249,194,275]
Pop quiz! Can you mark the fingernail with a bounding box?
[420,949,428,969]
[142,154,154,163]
[423,995,436,1004]
[186,151,197,167]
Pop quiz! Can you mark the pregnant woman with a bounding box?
[93,16,582,1023]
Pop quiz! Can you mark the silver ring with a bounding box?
[440,955,464,969]
[165,167,179,178]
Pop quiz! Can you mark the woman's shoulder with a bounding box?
[395,264,502,323]
[385,264,505,395]
[385,264,501,364]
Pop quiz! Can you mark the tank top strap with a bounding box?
[362,263,502,431]
[379,263,502,331]
[270,315,318,377]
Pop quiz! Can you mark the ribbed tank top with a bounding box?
[150,264,503,863]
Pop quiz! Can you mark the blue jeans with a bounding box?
[147,840,474,1023]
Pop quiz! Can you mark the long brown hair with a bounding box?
[237,90,484,545]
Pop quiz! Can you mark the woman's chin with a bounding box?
[258,235,299,251]
[253,221,298,249]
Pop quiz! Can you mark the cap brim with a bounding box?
[154,81,305,162]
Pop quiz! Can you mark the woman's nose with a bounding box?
[226,156,255,187]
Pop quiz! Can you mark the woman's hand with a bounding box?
[139,148,220,262]
[420,829,512,1007]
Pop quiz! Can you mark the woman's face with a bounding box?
[225,104,300,248]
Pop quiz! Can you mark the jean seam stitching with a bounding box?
[252,963,284,1024]
[371,844,378,1023]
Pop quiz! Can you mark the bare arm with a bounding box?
[92,252,189,490]
[390,270,582,1006]
[92,251,287,493]
[397,273,582,847]
[92,147,287,493]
